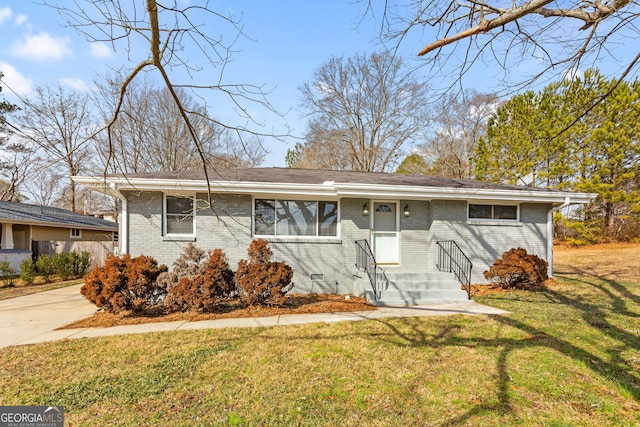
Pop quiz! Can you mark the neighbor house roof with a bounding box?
[73,167,597,205]
[0,201,118,231]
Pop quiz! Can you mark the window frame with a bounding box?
[253,198,340,239]
[163,194,196,236]
[468,202,520,222]
[70,228,82,239]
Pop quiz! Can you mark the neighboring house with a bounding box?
[0,201,118,270]
[74,168,596,305]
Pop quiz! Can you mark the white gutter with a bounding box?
[73,176,596,205]
[547,196,571,277]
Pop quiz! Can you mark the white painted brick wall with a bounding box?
[125,190,551,291]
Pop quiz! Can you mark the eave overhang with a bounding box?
[0,217,117,231]
[73,175,597,205]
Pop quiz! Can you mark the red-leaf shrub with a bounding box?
[81,254,168,313]
[166,249,236,312]
[484,248,548,290]
[235,239,293,306]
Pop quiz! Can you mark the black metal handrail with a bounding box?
[355,239,386,300]
[436,240,473,299]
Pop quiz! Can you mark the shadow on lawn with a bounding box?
[370,273,640,426]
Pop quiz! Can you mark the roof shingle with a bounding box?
[109,167,555,193]
[0,201,117,230]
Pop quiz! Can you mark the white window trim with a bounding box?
[70,228,82,239]
[163,193,196,237]
[467,202,520,223]
[253,198,341,240]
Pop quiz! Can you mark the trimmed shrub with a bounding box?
[53,253,74,281]
[20,258,36,285]
[0,260,16,286]
[235,239,293,306]
[74,251,92,277]
[35,254,56,283]
[166,249,236,312]
[81,254,168,313]
[484,248,548,290]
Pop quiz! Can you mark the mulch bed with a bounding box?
[61,293,374,329]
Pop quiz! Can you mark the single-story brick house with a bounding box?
[0,201,118,269]
[74,168,595,305]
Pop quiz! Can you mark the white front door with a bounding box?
[372,202,399,264]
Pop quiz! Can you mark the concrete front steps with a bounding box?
[365,270,469,306]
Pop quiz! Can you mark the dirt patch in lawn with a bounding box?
[62,293,374,329]
[554,242,640,283]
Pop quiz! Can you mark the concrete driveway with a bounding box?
[0,284,96,349]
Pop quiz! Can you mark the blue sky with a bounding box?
[1,1,417,167]
[1,1,637,167]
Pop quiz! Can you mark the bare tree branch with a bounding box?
[44,0,287,154]
[418,0,556,56]
[417,0,634,56]
[366,0,640,108]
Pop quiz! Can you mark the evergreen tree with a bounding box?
[396,153,430,175]
[473,69,640,239]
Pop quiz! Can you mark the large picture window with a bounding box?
[468,204,518,221]
[165,195,195,235]
[254,199,338,237]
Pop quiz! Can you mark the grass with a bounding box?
[0,244,639,425]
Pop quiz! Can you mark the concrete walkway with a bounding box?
[0,284,507,349]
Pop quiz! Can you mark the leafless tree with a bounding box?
[296,51,431,172]
[419,90,499,178]
[45,0,286,204]
[20,82,95,211]
[92,75,265,174]
[286,124,360,170]
[22,165,63,207]
[0,149,36,202]
[0,73,35,202]
[367,1,640,98]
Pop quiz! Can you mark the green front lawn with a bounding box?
[1,273,639,425]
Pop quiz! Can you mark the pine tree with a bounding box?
[472,69,640,239]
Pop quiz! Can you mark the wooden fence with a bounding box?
[32,240,115,269]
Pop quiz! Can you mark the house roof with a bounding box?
[73,167,597,205]
[0,201,118,231]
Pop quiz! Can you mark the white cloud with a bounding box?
[0,6,12,25]
[90,42,112,58]
[60,77,90,91]
[10,32,73,61]
[14,14,28,27]
[0,61,33,96]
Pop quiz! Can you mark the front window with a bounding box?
[70,228,81,238]
[255,199,338,237]
[165,195,194,235]
[469,204,518,221]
